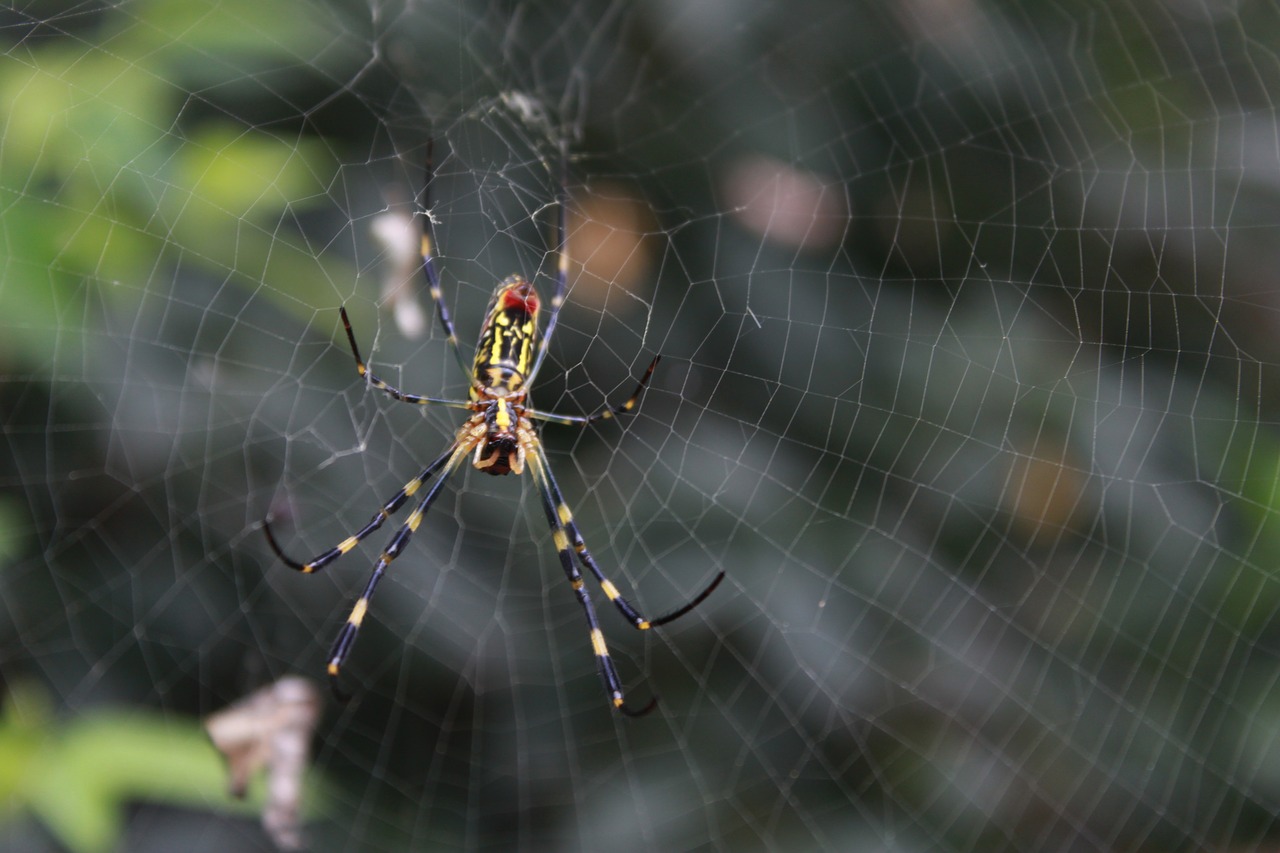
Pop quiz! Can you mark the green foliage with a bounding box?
[0,0,341,365]
[0,681,321,852]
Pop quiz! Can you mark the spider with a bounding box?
[264,143,724,716]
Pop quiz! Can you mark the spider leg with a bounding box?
[528,138,571,384]
[264,445,458,574]
[531,440,723,631]
[418,140,471,376]
[340,306,471,409]
[529,355,661,426]
[324,439,474,700]
[526,444,656,717]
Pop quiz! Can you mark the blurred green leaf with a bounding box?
[0,2,343,365]
[171,127,331,225]
[0,681,326,852]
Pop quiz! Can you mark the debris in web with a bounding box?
[204,677,322,851]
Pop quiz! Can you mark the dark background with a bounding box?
[1,1,1278,850]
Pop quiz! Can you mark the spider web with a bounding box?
[2,0,1279,850]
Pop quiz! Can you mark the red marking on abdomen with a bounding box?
[502,284,539,314]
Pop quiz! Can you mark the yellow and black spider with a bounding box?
[265,143,724,716]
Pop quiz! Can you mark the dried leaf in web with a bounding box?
[204,677,322,851]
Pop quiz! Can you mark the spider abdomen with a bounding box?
[471,274,539,396]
